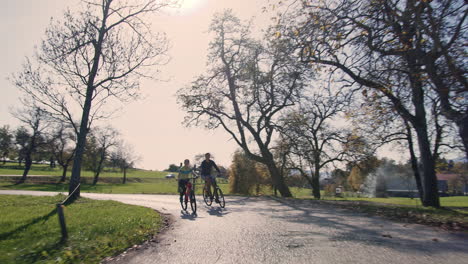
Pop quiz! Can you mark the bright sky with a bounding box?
[0,0,273,170]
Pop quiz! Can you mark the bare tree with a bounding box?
[177,10,308,197]
[110,142,138,184]
[277,0,467,207]
[48,124,76,182]
[12,106,49,183]
[0,125,14,164]
[13,0,174,198]
[279,91,351,199]
[84,126,119,185]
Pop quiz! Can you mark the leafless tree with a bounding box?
[48,124,76,182]
[110,142,138,184]
[279,90,351,199]
[84,126,119,185]
[0,126,14,164]
[12,105,50,183]
[177,10,309,197]
[12,0,175,198]
[277,0,467,207]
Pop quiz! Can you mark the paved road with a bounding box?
[1,190,467,264]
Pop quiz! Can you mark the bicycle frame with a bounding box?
[182,181,193,201]
[180,176,198,213]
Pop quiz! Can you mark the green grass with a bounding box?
[0,194,162,264]
[0,179,230,195]
[0,163,169,178]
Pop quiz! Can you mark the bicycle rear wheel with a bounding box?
[203,186,212,206]
[180,193,188,211]
[190,190,197,214]
[215,187,225,208]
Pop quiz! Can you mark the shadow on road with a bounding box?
[180,210,198,220]
[206,206,229,217]
[261,197,468,255]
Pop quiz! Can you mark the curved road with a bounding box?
[1,190,467,264]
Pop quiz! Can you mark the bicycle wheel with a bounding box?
[190,190,197,214]
[203,186,212,206]
[215,187,225,208]
[180,193,188,211]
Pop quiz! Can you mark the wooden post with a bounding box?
[56,204,68,242]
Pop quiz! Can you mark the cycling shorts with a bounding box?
[201,174,215,182]
[178,179,190,194]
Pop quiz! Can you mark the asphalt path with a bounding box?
[1,190,467,264]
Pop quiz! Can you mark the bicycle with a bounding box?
[202,174,225,208]
[179,176,198,214]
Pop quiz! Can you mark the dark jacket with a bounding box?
[200,159,220,176]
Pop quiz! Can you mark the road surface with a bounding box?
[1,190,467,264]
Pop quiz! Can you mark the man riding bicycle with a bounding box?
[200,153,220,202]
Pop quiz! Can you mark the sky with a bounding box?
[0,0,274,170]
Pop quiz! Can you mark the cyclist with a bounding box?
[177,159,193,203]
[200,153,220,202]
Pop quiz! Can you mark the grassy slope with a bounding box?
[0,194,162,264]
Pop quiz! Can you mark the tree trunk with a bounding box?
[93,173,100,185]
[93,168,102,185]
[69,118,89,199]
[265,160,292,197]
[18,155,32,184]
[458,116,468,160]
[60,165,68,182]
[93,152,105,185]
[406,53,440,207]
[68,0,111,200]
[405,121,424,204]
[414,125,440,207]
[312,166,321,199]
[122,167,127,184]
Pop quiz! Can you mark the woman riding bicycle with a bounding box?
[178,159,193,203]
[200,153,220,201]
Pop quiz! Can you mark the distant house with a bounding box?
[437,173,468,195]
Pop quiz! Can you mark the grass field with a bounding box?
[0,194,162,264]
[0,163,169,178]
[0,178,230,195]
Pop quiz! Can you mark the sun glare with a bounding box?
[179,0,205,14]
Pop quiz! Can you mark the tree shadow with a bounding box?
[261,197,468,255]
[18,239,66,263]
[0,208,57,241]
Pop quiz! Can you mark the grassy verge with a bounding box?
[0,195,162,264]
